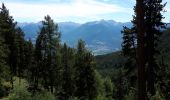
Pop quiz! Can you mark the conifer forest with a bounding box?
[0,0,170,100]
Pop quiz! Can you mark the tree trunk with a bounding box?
[147,31,155,96]
[136,0,146,100]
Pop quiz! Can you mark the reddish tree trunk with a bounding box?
[136,0,146,100]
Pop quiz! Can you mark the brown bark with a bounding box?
[136,0,146,100]
[146,28,155,96]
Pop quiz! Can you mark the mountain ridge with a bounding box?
[18,20,132,55]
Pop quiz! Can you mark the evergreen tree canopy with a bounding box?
[75,39,98,100]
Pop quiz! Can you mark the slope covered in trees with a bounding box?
[95,24,170,100]
[0,3,115,100]
[0,0,170,99]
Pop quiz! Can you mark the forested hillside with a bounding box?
[95,26,170,100]
[96,28,170,71]
[0,0,170,100]
[158,28,170,65]
[0,4,113,100]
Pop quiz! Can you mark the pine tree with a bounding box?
[103,77,113,100]
[112,66,127,100]
[122,0,166,98]
[0,14,10,96]
[75,39,87,99]
[24,39,38,92]
[121,6,138,89]
[0,35,10,97]
[157,51,170,99]
[33,31,44,92]
[54,44,62,96]
[0,12,7,82]
[14,27,26,84]
[24,39,34,76]
[0,3,19,88]
[61,43,75,99]
[122,26,136,57]
[75,39,97,100]
[144,0,166,96]
[35,15,61,92]
[121,26,137,85]
[0,36,7,82]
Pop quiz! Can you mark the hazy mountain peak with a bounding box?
[19,20,132,55]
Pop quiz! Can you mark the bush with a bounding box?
[7,77,56,100]
[69,96,79,100]
[149,87,165,100]
[124,88,136,100]
[8,89,56,100]
[32,91,56,100]
[0,83,10,97]
[8,84,31,100]
[96,95,107,100]
[7,77,30,100]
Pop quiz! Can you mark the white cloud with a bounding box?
[1,0,169,22]
[1,0,133,22]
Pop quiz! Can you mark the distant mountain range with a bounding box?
[18,20,132,55]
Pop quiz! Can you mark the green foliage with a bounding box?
[103,77,113,99]
[96,95,107,100]
[124,88,136,100]
[0,83,11,98]
[0,37,8,75]
[75,39,98,100]
[155,29,170,99]
[0,24,10,98]
[69,96,79,100]
[8,77,31,100]
[121,26,136,57]
[7,77,56,100]
[60,43,75,99]
[148,86,165,100]
[0,3,16,71]
[95,52,124,70]
[32,91,56,100]
[0,3,28,89]
[1,2,169,100]
[14,27,26,79]
[33,15,61,92]
[8,90,56,100]
[94,71,104,96]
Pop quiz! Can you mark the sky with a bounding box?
[0,0,170,23]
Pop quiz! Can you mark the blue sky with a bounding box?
[0,0,170,23]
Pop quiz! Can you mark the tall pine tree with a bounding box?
[75,39,97,100]
[61,43,75,99]
[35,15,61,92]
[144,0,166,96]
[0,3,20,88]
